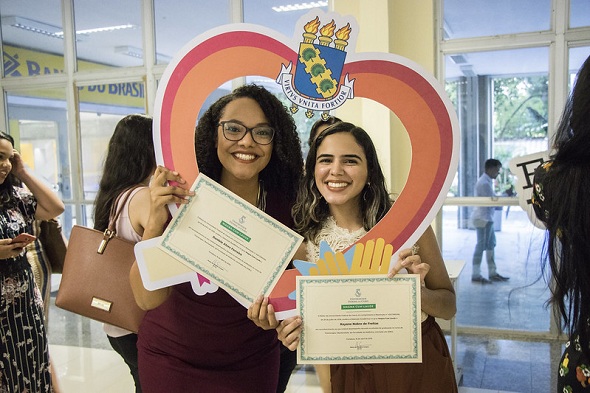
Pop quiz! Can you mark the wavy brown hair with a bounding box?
[292,122,393,242]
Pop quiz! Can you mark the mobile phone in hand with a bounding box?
[10,233,36,244]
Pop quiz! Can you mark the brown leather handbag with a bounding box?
[39,219,68,274]
[55,188,146,333]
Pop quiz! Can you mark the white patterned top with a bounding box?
[306,215,428,322]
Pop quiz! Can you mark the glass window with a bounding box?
[5,88,72,233]
[570,0,590,28]
[444,47,549,331]
[445,47,549,196]
[78,80,145,226]
[74,0,143,68]
[443,0,550,39]
[154,0,231,65]
[0,0,64,78]
[79,91,145,198]
[244,1,328,39]
[569,47,590,90]
[441,205,549,331]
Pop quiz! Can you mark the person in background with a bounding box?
[129,84,303,393]
[531,54,590,393]
[471,158,510,284]
[92,114,156,393]
[268,121,457,392]
[0,131,64,392]
[308,115,342,147]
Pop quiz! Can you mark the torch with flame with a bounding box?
[318,19,336,46]
[303,17,320,43]
[334,23,352,51]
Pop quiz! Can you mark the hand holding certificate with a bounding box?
[147,173,302,307]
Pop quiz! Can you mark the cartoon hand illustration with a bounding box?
[309,250,349,275]
[303,238,393,276]
[349,238,393,275]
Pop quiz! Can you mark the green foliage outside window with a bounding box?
[493,75,548,140]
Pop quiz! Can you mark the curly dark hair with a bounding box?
[93,114,156,231]
[537,54,590,359]
[292,121,393,242]
[0,132,20,209]
[195,84,303,202]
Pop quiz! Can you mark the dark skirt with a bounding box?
[330,316,458,393]
[0,256,52,392]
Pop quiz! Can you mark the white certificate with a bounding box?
[159,173,303,306]
[297,275,422,364]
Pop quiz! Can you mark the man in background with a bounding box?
[471,158,510,284]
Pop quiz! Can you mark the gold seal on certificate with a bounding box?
[297,275,422,364]
[155,173,303,306]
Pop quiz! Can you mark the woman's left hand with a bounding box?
[388,247,430,285]
[247,295,278,330]
[9,149,26,178]
[0,239,25,260]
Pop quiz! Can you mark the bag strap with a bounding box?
[107,185,142,233]
[98,185,142,255]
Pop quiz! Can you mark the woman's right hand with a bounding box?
[276,316,302,351]
[0,239,26,260]
[146,166,194,236]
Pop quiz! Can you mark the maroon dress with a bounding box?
[137,190,293,393]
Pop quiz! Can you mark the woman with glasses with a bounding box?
[129,84,303,393]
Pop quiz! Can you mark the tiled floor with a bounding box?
[49,344,518,393]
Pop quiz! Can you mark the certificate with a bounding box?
[297,275,422,364]
[159,173,303,306]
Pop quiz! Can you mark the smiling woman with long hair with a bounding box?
[275,121,458,393]
[93,114,156,393]
[129,84,303,393]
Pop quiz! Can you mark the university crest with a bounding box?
[276,14,357,119]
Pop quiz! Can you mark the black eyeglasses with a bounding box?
[218,121,275,145]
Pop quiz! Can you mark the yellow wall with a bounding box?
[332,0,436,196]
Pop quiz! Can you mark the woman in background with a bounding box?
[93,114,156,393]
[0,131,64,392]
[532,54,590,392]
[308,116,342,147]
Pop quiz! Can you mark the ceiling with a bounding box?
[0,0,588,78]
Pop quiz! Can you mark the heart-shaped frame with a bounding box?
[154,22,459,256]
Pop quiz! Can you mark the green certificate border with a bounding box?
[297,275,421,363]
[160,173,302,303]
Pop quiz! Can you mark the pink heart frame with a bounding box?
[154,20,459,257]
